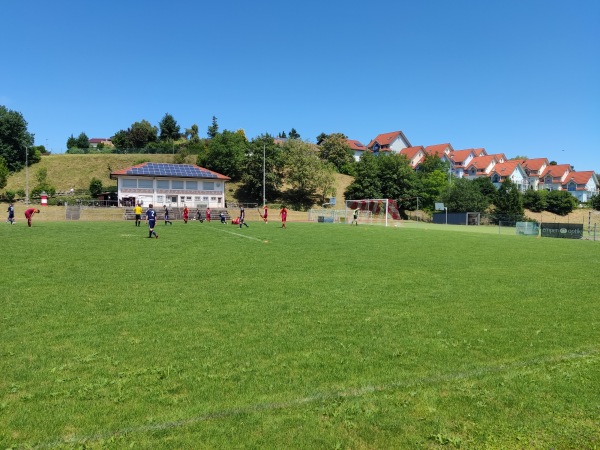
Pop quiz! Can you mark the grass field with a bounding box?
[1,218,599,449]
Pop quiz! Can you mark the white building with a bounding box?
[111,162,230,208]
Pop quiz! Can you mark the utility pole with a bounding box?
[262,143,266,208]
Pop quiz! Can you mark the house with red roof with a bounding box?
[399,146,426,168]
[538,164,572,191]
[346,139,368,162]
[488,161,527,191]
[110,162,230,208]
[464,155,500,179]
[561,171,599,202]
[450,149,477,178]
[517,158,549,190]
[89,138,113,148]
[423,143,453,161]
[367,131,411,155]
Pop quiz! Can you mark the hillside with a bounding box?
[4,154,192,193]
[4,154,355,206]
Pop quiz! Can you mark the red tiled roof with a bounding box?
[466,155,497,170]
[424,143,453,157]
[540,164,571,179]
[489,160,521,177]
[450,149,474,163]
[346,139,367,151]
[90,138,112,144]
[487,153,507,162]
[400,146,424,159]
[472,148,486,156]
[520,157,549,171]
[367,131,410,149]
[563,171,594,185]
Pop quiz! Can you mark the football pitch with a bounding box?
[1,219,599,449]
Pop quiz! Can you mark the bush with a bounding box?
[545,190,577,216]
[3,190,16,202]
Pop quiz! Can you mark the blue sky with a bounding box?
[2,0,599,172]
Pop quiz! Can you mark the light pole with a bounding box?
[262,143,266,208]
[25,143,29,204]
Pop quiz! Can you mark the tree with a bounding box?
[0,105,35,171]
[442,178,489,213]
[491,179,524,223]
[207,116,219,139]
[472,176,498,203]
[89,177,103,197]
[111,130,132,151]
[282,139,330,209]
[128,120,158,149]
[344,151,382,200]
[318,133,354,173]
[418,169,449,211]
[591,194,600,211]
[185,124,200,144]
[199,130,247,180]
[288,128,300,140]
[545,190,577,215]
[240,134,285,202]
[0,156,9,190]
[316,132,328,145]
[278,131,287,139]
[418,154,450,175]
[377,154,418,211]
[66,134,77,149]
[522,189,547,212]
[159,113,181,142]
[76,132,90,149]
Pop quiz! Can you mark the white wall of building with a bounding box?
[117,177,227,208]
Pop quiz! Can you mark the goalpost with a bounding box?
[344,199,402,227]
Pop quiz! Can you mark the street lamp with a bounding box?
[262,143,266,208]
[23,142,29,204]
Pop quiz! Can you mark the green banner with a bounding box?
[540,223,583,239]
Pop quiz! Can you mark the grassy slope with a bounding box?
[5,154,355,208]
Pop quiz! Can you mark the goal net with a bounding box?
[344,199,402,227]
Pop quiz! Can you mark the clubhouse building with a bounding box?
[110,162,230,208]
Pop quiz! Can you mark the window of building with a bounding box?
[138,179,153,189]
[156,180,169,189]
[186,181,198,190]
[204,182,215,190]
[122,179,137,188]
[172,181,184,190]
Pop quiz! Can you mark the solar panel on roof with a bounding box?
[125,163,219,178]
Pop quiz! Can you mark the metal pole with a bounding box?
[262,143,266,208]
[416,197,419,222]
[25,144,29,204]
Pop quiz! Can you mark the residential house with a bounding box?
[518,158,549,190]
[423,143,453,162]
[399,146,426,168]
[539,164,572,191]
[89,138,113,148]
[450,149,476,178]
[562,171,599,202]
[347,139,368,162]
[367,131,411,155]
[488,161,527,191]
[464,155,499,179]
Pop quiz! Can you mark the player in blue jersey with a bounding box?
[145,204,158,239]
[7,203,15,224]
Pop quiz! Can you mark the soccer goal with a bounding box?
[344,199,402,227]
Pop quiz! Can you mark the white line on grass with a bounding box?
[31,348,598,449]
[205,226,268,243]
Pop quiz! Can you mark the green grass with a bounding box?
[1,220,599,449]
